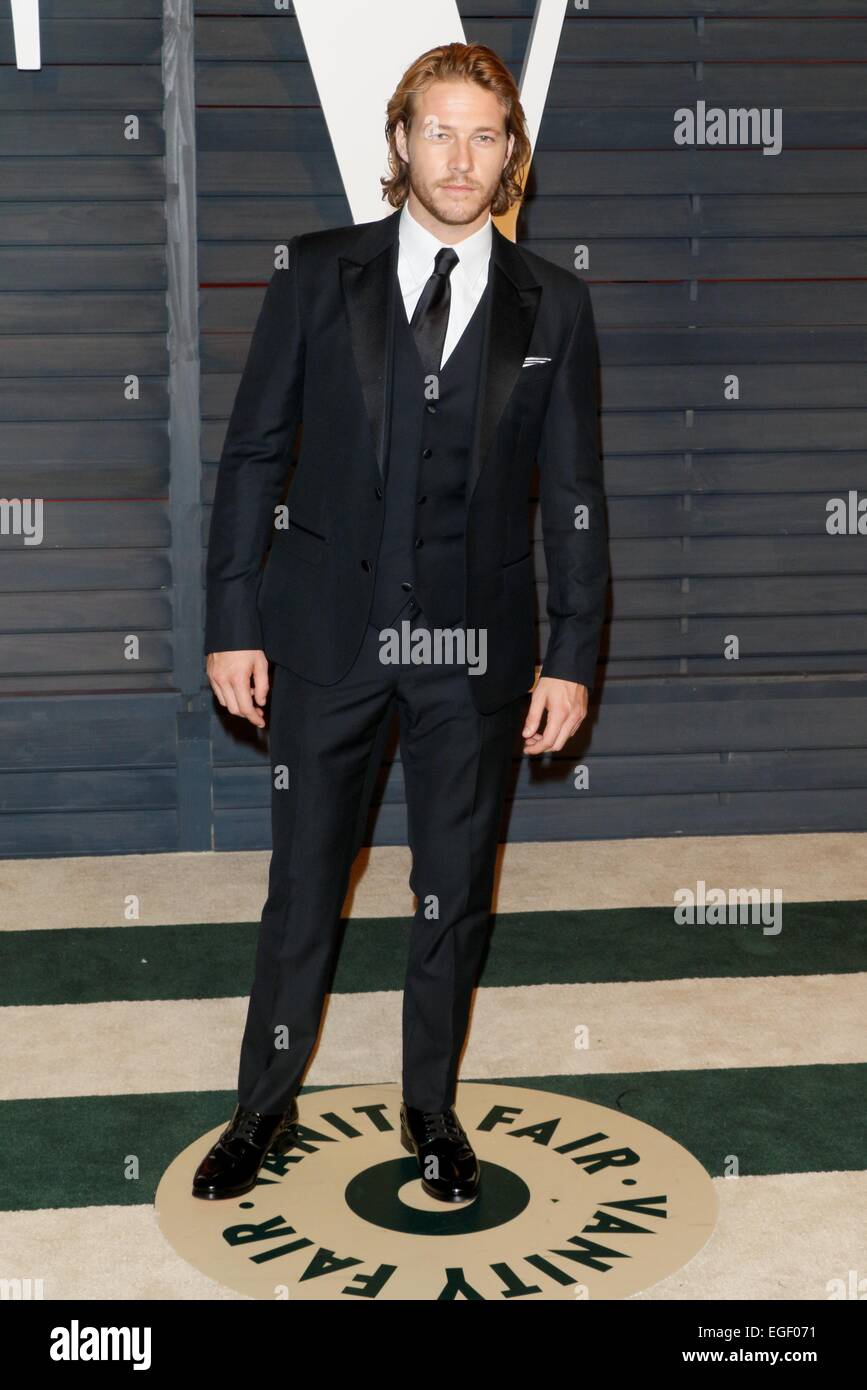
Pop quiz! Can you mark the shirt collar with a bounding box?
[399,201,492,293]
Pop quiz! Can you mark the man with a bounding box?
[192,42,608,1203]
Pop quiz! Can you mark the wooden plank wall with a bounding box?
[1,1,866,855]
[0,1,181,855]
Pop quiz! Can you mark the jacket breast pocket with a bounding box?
[516,360,553,389]
[510,362,555,422]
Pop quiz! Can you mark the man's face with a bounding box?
[395,79,515,227]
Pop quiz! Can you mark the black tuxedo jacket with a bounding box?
[205,207,609,715]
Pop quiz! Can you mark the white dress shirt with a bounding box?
[397,201,492,367]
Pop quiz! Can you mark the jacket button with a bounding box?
[415,538,424,549]
[426,404,436,414]
[422,448,432,459]
[417,495,427,505]
[375,486,383,499]
[361,559,372,571]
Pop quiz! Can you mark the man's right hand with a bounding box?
[207,649,270,728]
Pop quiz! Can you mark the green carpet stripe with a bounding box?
[3,901,867,1007]
[1,1064,864,1212]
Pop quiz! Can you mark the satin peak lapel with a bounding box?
[338,212,400,482]
[467,227,541,505]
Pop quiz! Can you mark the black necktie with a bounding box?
[409,245,460,375]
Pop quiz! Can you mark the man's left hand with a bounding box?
[522,676,588,754]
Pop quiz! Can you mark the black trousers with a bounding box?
[236,602,524,1115]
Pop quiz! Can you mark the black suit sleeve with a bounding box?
[536,279,608,693]
[204,238,305,655]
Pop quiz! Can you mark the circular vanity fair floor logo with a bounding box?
[155,1082,717,1300]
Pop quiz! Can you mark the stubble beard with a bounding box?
[407,168,499,227]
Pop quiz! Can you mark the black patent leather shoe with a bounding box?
[399,1102,480,1202]
[191,1097,300,1200]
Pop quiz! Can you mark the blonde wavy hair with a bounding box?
[381,42,531,216]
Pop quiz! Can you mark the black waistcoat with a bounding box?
[368,264,491,630]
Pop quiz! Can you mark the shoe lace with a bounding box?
[421,1110,463,1142]
[230,1108,267,1146]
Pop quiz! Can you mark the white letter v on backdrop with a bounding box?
[11,0,41,69]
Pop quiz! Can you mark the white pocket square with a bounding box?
[522,355,551,368]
